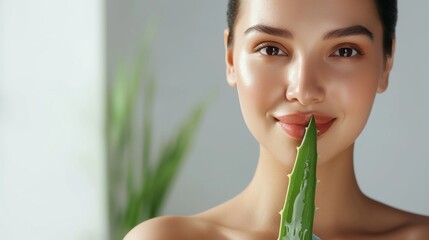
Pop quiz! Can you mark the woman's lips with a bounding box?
[276,113,336,139]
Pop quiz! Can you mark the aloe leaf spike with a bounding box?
[278,115,318,240]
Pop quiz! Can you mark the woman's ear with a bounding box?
[378,40,396,93]
[224,29,237,87]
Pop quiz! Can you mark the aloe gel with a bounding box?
[278,115,318,240]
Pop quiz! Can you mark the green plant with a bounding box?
[106,27,208,240]
[278,116,319,240]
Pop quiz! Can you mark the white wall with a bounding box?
[0,1,107,239]
[105,0,429,218]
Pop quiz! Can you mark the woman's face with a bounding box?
[225,0,394,166]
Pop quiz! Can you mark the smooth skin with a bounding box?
[124,0,429,239]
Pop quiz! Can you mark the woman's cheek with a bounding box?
[328,60,379,112]
[333,70,379,140]
[235,56,284,139]
[237,59,267,123]
[236,57,283,111]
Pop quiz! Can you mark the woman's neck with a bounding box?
[239,143,368,233]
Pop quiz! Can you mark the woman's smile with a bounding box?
[275,113,336,139]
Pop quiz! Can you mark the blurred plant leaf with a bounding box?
[147,97,208,218]
[106,21,211,240]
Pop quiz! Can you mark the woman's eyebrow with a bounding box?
[244,24,293,38]
[323,25,374,41]
[244,24,373,41]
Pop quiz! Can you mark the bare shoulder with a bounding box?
[401,213,429,239]
[383,208,429,240]
[364,199,429,239]
[123,215,213,240]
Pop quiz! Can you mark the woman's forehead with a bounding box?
[236,0,381,36]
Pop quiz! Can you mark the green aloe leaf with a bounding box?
[278,115,318,240]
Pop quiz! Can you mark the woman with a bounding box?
[125,0,429,239]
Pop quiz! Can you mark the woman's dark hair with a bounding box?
[226,0,240,49]
[226,0,397,56]
[374,0,398,56]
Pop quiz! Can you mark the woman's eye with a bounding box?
[259,46,287,56]
[332,47,360,57]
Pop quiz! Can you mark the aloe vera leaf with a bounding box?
[278,115,318,240]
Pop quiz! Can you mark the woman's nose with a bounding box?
[285,57,325,105]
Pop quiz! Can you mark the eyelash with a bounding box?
[256,43,288,56]
[255,42,364,58]
[330,45,365,58]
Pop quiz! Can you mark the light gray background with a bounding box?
[106,0,429,217]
